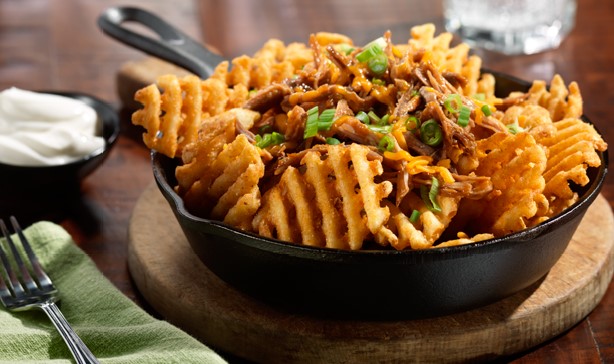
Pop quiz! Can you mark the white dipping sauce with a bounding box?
[0,87,105,166]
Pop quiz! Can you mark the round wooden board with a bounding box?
[128,182,614,363]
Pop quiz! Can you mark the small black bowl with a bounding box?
[0,91,119,220]
[152,73,608,319]
[0,91,120,190]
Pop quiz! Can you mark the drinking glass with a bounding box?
[443,0,576,55]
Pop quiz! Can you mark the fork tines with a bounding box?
[0,217,56,304]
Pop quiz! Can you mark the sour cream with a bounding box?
[0,88,105,166]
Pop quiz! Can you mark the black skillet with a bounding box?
[98,7,608,319]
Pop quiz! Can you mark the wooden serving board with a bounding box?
[128,182,614,363]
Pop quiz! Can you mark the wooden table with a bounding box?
[1,0,612,362]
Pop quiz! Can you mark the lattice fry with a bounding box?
[523,74,583,122]
[379,191,461,250]
[132,74,227,158]
[538,117,607,215]
[179,134,264,229]
[253,144,393,250]
[470,132,548,236]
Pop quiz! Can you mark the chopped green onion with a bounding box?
[379,114,390,125]
[378,135,395,152]
[367,124,393,134]
[420,177,442,213]
[326,137,341,145]
[304,106,338,138]
[473,93,486,101]
[405,116,420,130]
[255,132,285,148]
[444,94,462,114]
[304,106,320,138]
[356,45,381,62]
[356,37,386,62]
[356,111,370,124]
[481,104,492,116]
[368,110,381,124]
[419,119,443,147]
[317,108,337,131]
[337,43,355,55]
[259,124,273,134]
[409,209,420,223]
[372,78,386,86]
[410,89,420,97]
[457,105,471,127]
[506,121,524,135]
[367,54,388,75]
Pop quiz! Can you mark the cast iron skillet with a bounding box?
[99,7,609,319]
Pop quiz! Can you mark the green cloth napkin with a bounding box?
[0,221,227,364]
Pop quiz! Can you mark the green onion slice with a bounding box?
[405,116,420,130]
[356,37,386,63]
[367,54,388,75]
[506,121,524,135]
[378,134,395,152]
[481,104,492,116]
[420,177,442,213]
[304,106,319,138]
[419,119,443,147]
[356,111,370,124]
[409,209,420,223]
[256,132,285,148]
[368,124,393,134]
[326,137,341,145]
[372,78,385,86]
[317,108,337,131]
[337,43,355,55]
[304,107,338,138]
[258,124,273,134]
[444,94,462,114]
[367,110,381,124]
[457,105,471,127]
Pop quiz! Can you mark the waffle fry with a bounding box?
[380,192,461,250]
[181,134,264,228]
[254,144,392,250]
[132,74,232,157]
[539,117,607,215]
[523,74,583,121]
[468,132,548,236]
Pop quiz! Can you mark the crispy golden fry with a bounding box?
[254,144,393,250]
[180,134,264,229]
[538,117,607,215]
[523,74,583,122]
[502,105,556,139]
[406,23,481,95]
[436,233,494,248]
[132,75,200,157]
[379,192,461,250]
[176,107,260,193]
[468,132,548,236]
[476,73,496,100]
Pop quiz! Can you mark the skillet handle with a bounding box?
[97,6,226,79]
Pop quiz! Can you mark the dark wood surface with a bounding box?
[0,0,612,362]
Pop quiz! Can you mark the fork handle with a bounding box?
[40,301,100,364]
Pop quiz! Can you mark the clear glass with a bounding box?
[443,0,576,55]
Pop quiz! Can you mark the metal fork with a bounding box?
[0,216,100,364]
